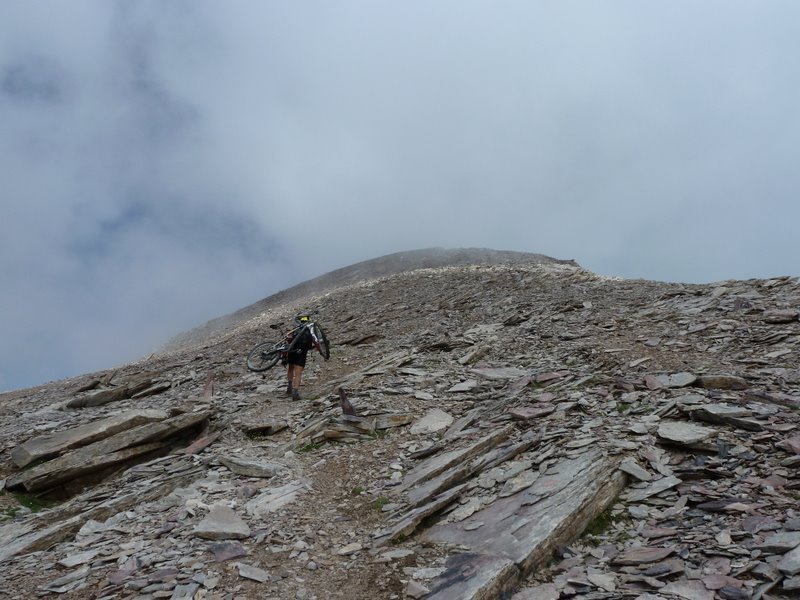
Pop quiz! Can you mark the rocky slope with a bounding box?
[0,249,799,600]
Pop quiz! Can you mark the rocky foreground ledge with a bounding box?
[0,260,799,599]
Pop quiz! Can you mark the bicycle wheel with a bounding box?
[246,342,283,372]
[313,324,330,360]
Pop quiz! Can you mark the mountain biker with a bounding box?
[285,313,315,400]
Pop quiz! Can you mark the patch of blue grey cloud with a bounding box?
[2,1,799,390]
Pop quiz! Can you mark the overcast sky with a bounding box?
[2,1,799,391]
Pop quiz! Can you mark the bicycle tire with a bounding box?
[246,342,283,372]
[314,324,331,360]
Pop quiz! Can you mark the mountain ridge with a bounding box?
[165,247,579,352]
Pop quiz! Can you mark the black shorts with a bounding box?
[287,349,309,367]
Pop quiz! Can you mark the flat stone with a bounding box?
[424,450,625,576]
[657,421,717,450]
[40,565,90,593]
[686,403,762,431]
[784,576,800,591]
[235,562,269,582]
[447,380,479,393]
[742,515,782,533]
[10,409,168,468]
[57,549,99,568]
[661,577,714,600]
[624,476,681,502]
[244,482,307,517]
[208,541,247,561]
[410,409,455,435]
[470,367,528,380]
[701,574,738,590]
[337,542,363,556]
[171,583,201,599]
[586,571,616,592]
[425,553,519,600]
[406,427,525,506]
[194,505,251,540]
[534,371,569,383]
[779,435,800,454]
[645,372,697,389]
[757,531,800,553]
[405,580,430,599]
[619,458,653,482]
[450,497,483,522]
[498,470,539,498]
[219,456,286,478]
[6,411,211,493]
[401,428,513,493]
[564,437,595,449]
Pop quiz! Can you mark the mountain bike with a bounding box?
[246,317,330,372]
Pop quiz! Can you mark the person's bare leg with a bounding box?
[292,366,304,391]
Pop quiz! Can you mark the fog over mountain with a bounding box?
[2,2,799,391]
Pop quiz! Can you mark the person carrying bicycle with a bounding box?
[284,313,315,400]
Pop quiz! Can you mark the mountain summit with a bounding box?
[166,247,578,351]
[1,249,799,599]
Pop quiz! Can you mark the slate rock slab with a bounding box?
[425,553,519,600]
[779,545,800,576]
[410,409,454,435]
[448,380,479,393]
[686,403,763,431]
[779,435,800,454]
[194,505,251,540]
[657,421,717,450]
[219,456,286,478]
[661,577,714,600]
[10,409,169,468]
[624,476,681,502]
[209,541,247,562]
[424,450,625,587]
[244,482,307,517]
[645,372,697,389]
[235,562,270,583]
[619,458,653,482]
[470,367,528,381]
[756,531,800,553]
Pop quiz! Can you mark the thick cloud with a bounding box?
[2,1,799,390]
